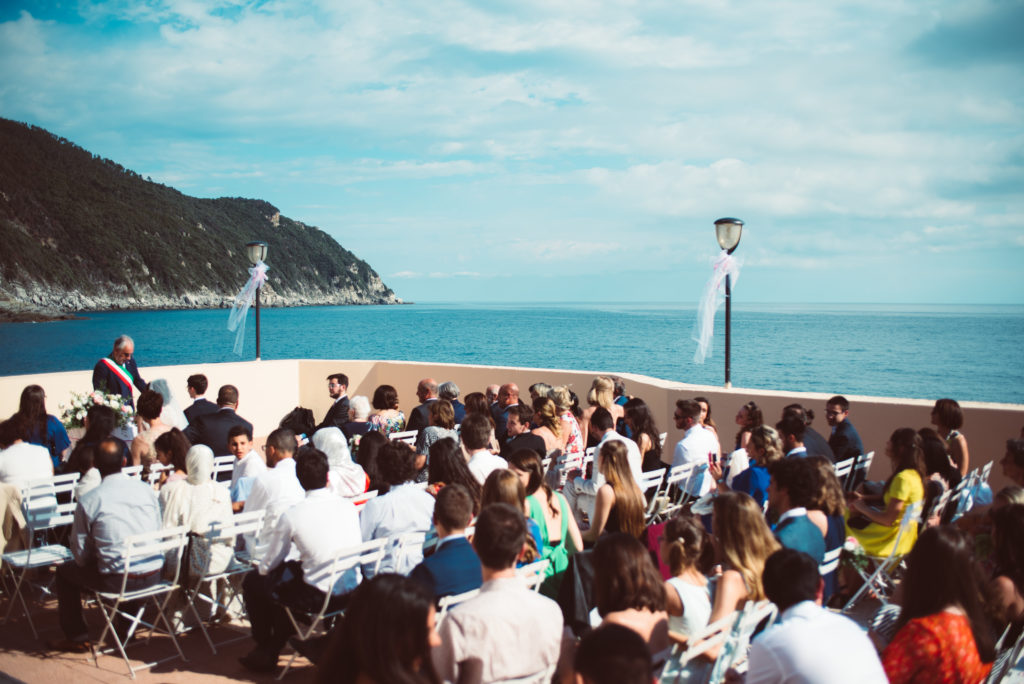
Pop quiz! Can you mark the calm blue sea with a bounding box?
[1,302,1022,404]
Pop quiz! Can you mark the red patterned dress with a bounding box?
[882,611,992,684]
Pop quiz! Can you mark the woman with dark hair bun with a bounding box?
[16,384,70,470]
[733,401,763,451]
[882,526,994,683]
[846,427,926,557]
[368,384,406,436]
[316,573,442,684]
[153,427,191,489]
[660,514,711,641]
[931,397,970,477]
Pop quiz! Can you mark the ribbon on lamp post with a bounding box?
[692,250,741,364]
[227,260,268,356]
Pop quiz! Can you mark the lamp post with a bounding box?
[714,218,743,388]
[245,241,268,360]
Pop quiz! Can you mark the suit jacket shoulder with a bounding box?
[776,516,826,563]
[411,537,482,599]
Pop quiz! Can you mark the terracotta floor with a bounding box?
[0,595,315,683]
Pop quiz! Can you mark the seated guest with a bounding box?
[806,455,847,602]
[825,395,864,464]
[623,398,663,473]
[48,438,161,652]
[501,403,547,461]
[340,395,373,447]
[670,399,718,496]
[227,424,266,511]
[16,384,70,470]
[313,427,367,497]
[782,404,834,462]
[733,548,886,683]
[242,428,303,554]
[0,415,53,488]
[367,384,406,436]
[775,414,808,459]
[566,408,641,525]
[183,384,253,456]
[882,526,994,683]
[528,382,552,402]
[359,440,435,574]
[413,399,458,477]
[130,389,171,468]
[409,483,482,601]
[491,382,521,444]
[153,428,190,494]
[986,504,1024,637]
[354,429,389,493]
[581,441,647,545]
[462,412,508,485]
[1000,438,1024,488]
[660,514,712,642]
[64,404,129,474]
[464,391,500,452]
[427,437,482,512]
[239,447,362,672]
[183,373,218,424]
[316,372,350,432]
[161,444,234,576]
[768,457,826,564]
[278,407,316,447]
[575,623,653,684]
[481,469,542,563]
[733,400,764,452]
[315,574,442,683]
[406,378,439,436]
[439,381,466,424]
[433,503,563,682]
[709,425,782,508]
[530,396,563,454]
[919,429,961,524]
[593,533,670,663]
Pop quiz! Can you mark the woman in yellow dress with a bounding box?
[846,427,925,557]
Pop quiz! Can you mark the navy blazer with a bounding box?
[406,400,436,435]
[775,514,826,565]
[409,536,482,601]
[317,396,351,432]
[92,356,148,407]
[829,420,864,464]
[451,400,466,425]
[183,408,253,456]
[500,433,547,461]
[804,427,836,463]
[184,397,219,425]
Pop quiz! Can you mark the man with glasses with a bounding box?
[316,373,350,431]
[825,395,863,464]
[92,334,148,408]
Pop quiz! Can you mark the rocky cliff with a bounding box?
[0,118,402,318]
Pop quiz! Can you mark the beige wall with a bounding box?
[3,359,1021,491]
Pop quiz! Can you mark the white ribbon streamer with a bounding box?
[692,250,741,364]
[227,261,269,356]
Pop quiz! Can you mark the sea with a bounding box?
[0,302,1022,405]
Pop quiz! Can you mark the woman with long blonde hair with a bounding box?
[581,376,624,448]
[550,385,584,459]
[710,490,780,609]
[582,441,646,544]
[531,396,562,454]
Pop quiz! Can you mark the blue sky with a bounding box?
[1,0,1022,304]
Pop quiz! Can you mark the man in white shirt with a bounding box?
[670,399,719,496]
[565,407,641,526]
[0,416,53,488]
[434,503,563,683]
[359,440,436,575]
[228,425,266,511]
[728,548,886,684]
[462,413,508,484]
[239,447,362,672]
[243,428,304,556]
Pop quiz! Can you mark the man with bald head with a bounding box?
[406,378,439,436]
[491,383,520,443]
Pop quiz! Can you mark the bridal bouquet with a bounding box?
[60,390,135,429]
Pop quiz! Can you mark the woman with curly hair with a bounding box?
[733,400,764,451]
[530,396,562,454]
[931,397,970,477]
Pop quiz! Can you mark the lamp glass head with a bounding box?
[245,241,268,264]
[714,218,744,253]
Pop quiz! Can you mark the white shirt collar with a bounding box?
[777,507,808,525]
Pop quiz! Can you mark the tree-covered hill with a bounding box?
[0,118,400,315]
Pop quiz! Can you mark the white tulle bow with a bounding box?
[227,260,268,356]
[692,250,741,364]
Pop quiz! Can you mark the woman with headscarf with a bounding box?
[313,427,368,498]
[161,444,235,576]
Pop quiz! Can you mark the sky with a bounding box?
[1,0,1022,305]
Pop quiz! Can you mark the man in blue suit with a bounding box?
[410,484,482,601]
[768,457,825,564]
[826,395,864,464]
[91,335,148,408]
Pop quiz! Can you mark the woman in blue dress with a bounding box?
[709,425,782,508]
[17,384,70,470]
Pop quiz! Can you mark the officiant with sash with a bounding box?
[92,335,148,408]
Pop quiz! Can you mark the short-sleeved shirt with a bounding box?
[882,611,991,684]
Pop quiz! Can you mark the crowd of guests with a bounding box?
[1,335,1023,683]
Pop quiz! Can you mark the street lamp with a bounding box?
[245,241,268,360]
[714,218,743,388]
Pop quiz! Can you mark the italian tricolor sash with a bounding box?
[101,357,135,389]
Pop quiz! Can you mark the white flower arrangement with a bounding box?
[60,390,135,429]
[841,535,870,573]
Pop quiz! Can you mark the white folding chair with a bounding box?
[389,530,427,576]
[709,600,778,681]
[390,430,417,446]
[818,546,841,579]
[659,608,738,682]
[986,620,1024,684]
[212,455,235,481]
[516,559,550,592]
[1,473,79,638]
[659,463,707,520]
[184,509,268,653]
[833,456,855,487]
[842,500,923,614]
[641,468,667,522]
[845,451,875,492]
[659,432,668,448]
[122,465,144,478]
[925,486,953,527]
[145,463,172,488]
[278,537,389,679]
[437,587,480,621]
[90,525,189,679]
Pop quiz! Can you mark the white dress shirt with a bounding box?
[0,442,53,489]
[672,425,719,495]
[258,488,362,595]
[359,482,436,574]
[72,472,163,575]
[243,458,305,556]
[230,449,266,500]
[467,450,508,485]
[746,600,887,684]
